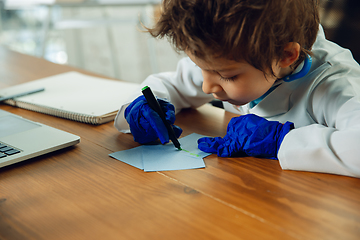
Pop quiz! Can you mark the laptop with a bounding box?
[0,109,80,168]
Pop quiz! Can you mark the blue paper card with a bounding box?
[109,133,211,172]
[110,146,144,170]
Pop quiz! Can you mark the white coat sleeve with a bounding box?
[278,65,360,178]
[114,57,214,133]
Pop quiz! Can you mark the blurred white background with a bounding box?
[1,0,358,84]
[0,0,186,83]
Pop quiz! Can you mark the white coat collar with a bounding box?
[249,81,294,117]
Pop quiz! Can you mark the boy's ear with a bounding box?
[279,42,301,68]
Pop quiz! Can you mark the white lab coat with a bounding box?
[115,25,360,178]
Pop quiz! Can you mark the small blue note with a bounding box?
[109,133,211,172]
[110,146,144,170]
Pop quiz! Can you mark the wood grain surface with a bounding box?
[0,47,359,240]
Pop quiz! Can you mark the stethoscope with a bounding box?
[282,54,312,82]
[249,54,312,108]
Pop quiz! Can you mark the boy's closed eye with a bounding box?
[216,71,237,81]
[219,74,237,81]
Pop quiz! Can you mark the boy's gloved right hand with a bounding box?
[124,95,182,144]
[197,114,294,159]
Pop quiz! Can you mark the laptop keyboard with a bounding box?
[0,143,21,158]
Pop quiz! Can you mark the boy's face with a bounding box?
[187,52,283,106]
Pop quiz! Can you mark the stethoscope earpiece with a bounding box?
[282,55,312,82]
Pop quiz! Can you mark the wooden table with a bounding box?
[0,47,359,240]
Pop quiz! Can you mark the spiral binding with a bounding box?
[4,99,103,125]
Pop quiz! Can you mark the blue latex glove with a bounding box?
[125,95,182,144]
[198,114,294,159]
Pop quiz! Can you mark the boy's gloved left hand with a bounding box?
[197,114,294,159]
[125,95,182,144]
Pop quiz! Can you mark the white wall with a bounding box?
[56,5,186,83]
[0,3,186,83]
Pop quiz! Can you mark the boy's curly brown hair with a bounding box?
[147,0,320,76]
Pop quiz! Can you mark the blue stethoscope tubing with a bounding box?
[283,54,312,82]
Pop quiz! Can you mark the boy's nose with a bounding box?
[202,71,223,94]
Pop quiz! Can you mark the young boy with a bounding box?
[114,0,360,178]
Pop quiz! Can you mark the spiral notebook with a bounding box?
[0,71,139,124]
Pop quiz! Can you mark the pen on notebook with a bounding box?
[141,86,182,150]
[0,88,45,102]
